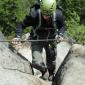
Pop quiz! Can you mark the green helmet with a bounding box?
[40,0,56,15]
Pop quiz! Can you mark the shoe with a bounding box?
[48,69,55,81]
[48,74,54,81]
[40,69,49,80]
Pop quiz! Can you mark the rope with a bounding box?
[0,38,59,42]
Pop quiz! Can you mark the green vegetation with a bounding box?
[0,0,18,36]
[67,24,85,44]
[0,0,85,44]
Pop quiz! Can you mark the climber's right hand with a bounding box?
[11,37,21,45]
[55,35,64,43]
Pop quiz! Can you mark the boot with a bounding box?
[40,69,49,80]
[48,69,55,81]
[48,74,54,81]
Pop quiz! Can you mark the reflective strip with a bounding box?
[36,9,41,29]
[53,11,57,29]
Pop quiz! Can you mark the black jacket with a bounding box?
[16,7,66,39]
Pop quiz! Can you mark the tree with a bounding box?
[0,0,18,36]
[80,0,85,24]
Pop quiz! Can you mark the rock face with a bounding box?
[53,44,85,85]
[0,33,33,75]
[1,32,85,85]
[12,33,46,76]
[0,32,51,85]
[55,41,71,73]
[14,33,46,64]
[0,66,51,85]
[0,31,9,47]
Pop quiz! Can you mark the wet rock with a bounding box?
[0,32,52,85]
[0,32,33,75]
[0,66,51,85]
[53,44,85,85]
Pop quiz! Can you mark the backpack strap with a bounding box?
[37,10,57,30]
[31,7,58,39]
[30,5,41,29]
[31,9,41,39]
[36,9,41,29]
[53,11,57,29]
[52,11,58,36]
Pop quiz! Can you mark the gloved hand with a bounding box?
[11,37,21,45]
[58,35,64,42]
[55,34,64,43]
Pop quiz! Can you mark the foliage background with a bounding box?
[0,0,85,44]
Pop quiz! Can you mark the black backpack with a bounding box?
[30,3,57,30]
[29,2,63,38]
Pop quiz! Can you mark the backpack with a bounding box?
[30,3,57,30]
[30,3,60,39]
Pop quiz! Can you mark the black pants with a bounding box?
[31,41,57,73]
